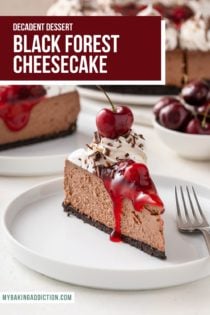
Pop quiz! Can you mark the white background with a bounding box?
[0,1,210,314]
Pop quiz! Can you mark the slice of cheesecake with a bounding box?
[0,85,80,150]
[63,98,166,259]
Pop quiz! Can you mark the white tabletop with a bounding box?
[0,99,210,314]
[1,0,210,314]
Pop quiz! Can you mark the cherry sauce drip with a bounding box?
[0,85,46,131]
[99,160,164,242]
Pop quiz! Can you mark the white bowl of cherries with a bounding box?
[153,80,210,161]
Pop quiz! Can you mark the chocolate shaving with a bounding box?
[95,165,102,177]
[130,134,136,148]
[139,134,145,140]
[125,153,129,158]
[110,169,115,179]
[93,131,101,144]
[104,148,111,156]
[86,144,92,150]
[132,211,142,224]
[95,151,103,161]
[107,142,113,147]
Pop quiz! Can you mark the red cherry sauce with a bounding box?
[99,160,164,242]
[0,85,46,131]
[113,4,147,16]
[154,3,194,28]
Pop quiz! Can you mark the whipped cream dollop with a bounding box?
[47,0,116,16]
[137,5,160,16]
[165,19,178,50]
[111,0,139,5]
[180,15,210,51]
[68,130,147,173]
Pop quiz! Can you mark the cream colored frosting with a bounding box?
[180,16,210,51]
[47,0,116,16]
[68,130,147,173]
[137,5,160,16]
[165,19,178,50]
[112,0,140,4]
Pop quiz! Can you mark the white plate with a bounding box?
[78,87,171,106]
[3,176,210,290]
[78,87,170,106]
[0,112,95,177]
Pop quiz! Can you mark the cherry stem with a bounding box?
[96,85,116,112]
[201,103,210,129]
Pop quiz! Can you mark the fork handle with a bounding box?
[200,228,210,254]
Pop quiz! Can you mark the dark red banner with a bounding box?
[0,16,162,82]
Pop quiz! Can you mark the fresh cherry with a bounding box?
[159,101,191,130]
[96,86,134,139]
[166,5,194,27]
[96,105,133,139]
[182,80,210,106]
[153,97,178,119]
[185,118,210,135]
[198,103,210,120]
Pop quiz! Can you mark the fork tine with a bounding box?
[186,186,199,223]
[192,186,208,224]
[180,186,192,223]
[175,186,183,224]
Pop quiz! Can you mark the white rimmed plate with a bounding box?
[3,176,210,290]
[0,112,95,177]
[78,87,172,106]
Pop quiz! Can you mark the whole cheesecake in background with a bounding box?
[48,0,210,95]
[63,92,166,259]
[0,85,80,150]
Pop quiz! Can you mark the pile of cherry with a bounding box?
[154,80,210,135]
[115,3,194,27]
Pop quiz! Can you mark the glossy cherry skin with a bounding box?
[153,97,178,120]
[198,103,210,121]
[124,163,151,188]
[166,5,194,27]
[159,102,191,130]
[96,106,134,139]
[182,80,210,106]
[185,118,210,135]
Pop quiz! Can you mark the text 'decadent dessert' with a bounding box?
[63,88,166,259]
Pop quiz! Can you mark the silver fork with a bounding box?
[175,186,210,254]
